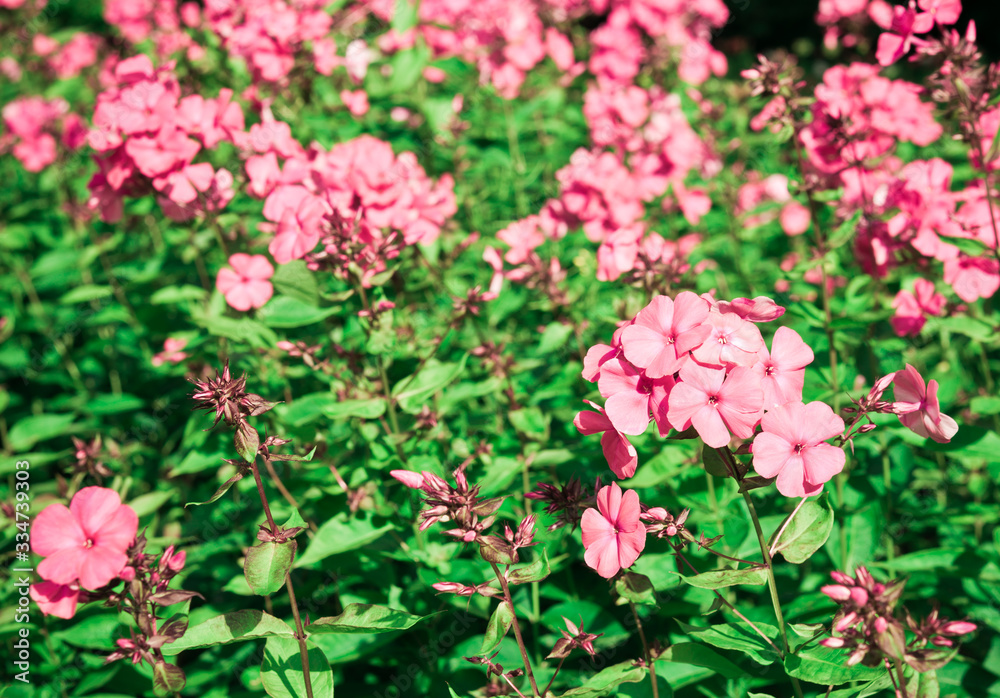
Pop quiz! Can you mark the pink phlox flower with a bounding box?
[620,292,711,378]
[753,326,815,409]
[597,357,673,436]
[152,338,189,366]
[667,363,764,448]
[574,400,639,479]
[340,89,370,117]
[581,482,646,579]
[216,253,275,312]
[29,581,80,619]
[943,255,1000,303]
[31,487,138,590]
[752,401,846,497]
[691,310,765,368]
[918,0,961,25]
[715,296,787,323]
[873,0,934,66]
[582,343,618,383]
[891,279,945,336]
[891,364,958,443]
[497,216,545,265]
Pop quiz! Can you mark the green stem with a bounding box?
[718,445,805,698]
[490,562,540,697]
[252,457,313,698]
[628,601,659,698]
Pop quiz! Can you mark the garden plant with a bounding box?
[1,0,999,696]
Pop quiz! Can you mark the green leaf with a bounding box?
[271,260,319,306]
[615,572,657,606]
[657,643,746,679]
[8,413,78,450]
[829,673,894,698]
[508,550,551,585]
[702,445,730,477]
[245,540,297,596]
[508,406,550,441]
[479,601,514,656]
[913,669,940,698]
[295,514,394,568]
[769,493,834,564]
[150,285,208,304]
[679,621,781,665]
[557,661,647,697]
[257,295,339,328]
[235,423,260,463]
[392,356,468,413]
[163,611,295,655]
[278,393,339,427]
[128,490,176,519]
[85,393,145,415]
[306,604,427,635]
[60,284,113,304]
[680,567,767,590]
[536,322,574,354]
[152,662,186,697]
[53,614,120,650]
[322,398,387,420]
[784,646,886,685]
[185,470,247,507]
[260,636,335,698]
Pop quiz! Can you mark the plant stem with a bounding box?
[542,657,566,696]
[734,462,805,698]
[893,658,909,698]
[489,561,540,697]
[285,574,315,698]
[251,457,314,698]
[628,601,659,698]
[251,459,278,533]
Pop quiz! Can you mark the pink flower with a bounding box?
[216,253,275,312]
[752,401,846,497]
[918,0,961,25]
[151,338,189,366]
[31,487,138,589]
[620,292,711,378]
[597,357,673,436]
[691,311,764,368]
[892,365,958,443]
[753,327,815,409]
[29,581,80,619]
[943,256,1000,303]
[873,1,934,66]
[780,202,811,236]
[341,90,370,117]
[581,482,646,578]
[668,363,764,448]
[715,296,786,323]
[574,400,638,479]
[891,279,945,336]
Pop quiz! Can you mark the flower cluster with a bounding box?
[820,566,975,671]
[87,55,241,222]
[1,96,86,172]
[189,361,277,428]
[247,127,457,281]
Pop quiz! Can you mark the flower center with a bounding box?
[794,443,805,454]
[707,395,719,405]
[764,364,775,376]
[84,538,94,548]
